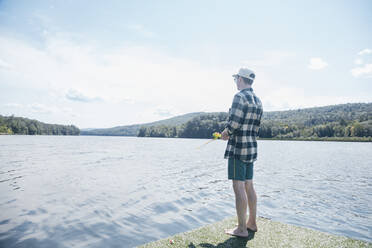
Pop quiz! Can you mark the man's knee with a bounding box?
[232,180,245,193]
[245,180,255,193]
[245,179,253,188]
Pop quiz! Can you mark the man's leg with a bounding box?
[245,180,258,231]
[234,180,248,231]
[225,158,248,237]
[225,180,249,237]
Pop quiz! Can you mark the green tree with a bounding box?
[138,127,147,137]
[350,122,365,137]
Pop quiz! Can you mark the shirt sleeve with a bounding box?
[253,111,263,135]
[253,99,263,135]
[225,94,246,135]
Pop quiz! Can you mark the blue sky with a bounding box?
[0,0,371,128]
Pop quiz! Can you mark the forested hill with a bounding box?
[0,115,80,135]
[263,103,371,125]
[82,103,372,139]
[81,112,203,136]
[3,103,370,138]
[257,103,372,139]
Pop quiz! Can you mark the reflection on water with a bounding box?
[0,136,371,247]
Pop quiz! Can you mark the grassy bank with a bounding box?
[139,216,371,248]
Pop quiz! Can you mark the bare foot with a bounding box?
[225,227,249,237]
[235,223,258,232]
[247,225,258,232]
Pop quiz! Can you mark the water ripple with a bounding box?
[0,136,371,247]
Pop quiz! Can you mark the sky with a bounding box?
[0,0,371,128]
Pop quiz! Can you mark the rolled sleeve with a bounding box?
[226,94,245,135]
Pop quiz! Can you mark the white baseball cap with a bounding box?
[232,68,255,81]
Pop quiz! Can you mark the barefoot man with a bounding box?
[221,68,263,238]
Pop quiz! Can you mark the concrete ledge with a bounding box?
[138,216,371,248]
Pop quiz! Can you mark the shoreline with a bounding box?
[87,135,372,142]
[258,137,372,142]
[2,134,372,142]
[138,216,371,248]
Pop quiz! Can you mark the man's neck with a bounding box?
[239,85,251,91]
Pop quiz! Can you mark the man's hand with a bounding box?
[221,129,229,140]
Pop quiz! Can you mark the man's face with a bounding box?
[234,76,242,90]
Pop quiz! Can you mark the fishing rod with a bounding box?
[197,132,222,149]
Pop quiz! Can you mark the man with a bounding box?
[221,68,263,238]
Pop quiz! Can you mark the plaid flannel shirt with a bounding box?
[224,88,263,163]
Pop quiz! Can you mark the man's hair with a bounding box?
[241,73,255,85]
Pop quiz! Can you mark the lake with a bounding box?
[0,136,371,247]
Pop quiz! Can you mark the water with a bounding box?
[0,136,371,247]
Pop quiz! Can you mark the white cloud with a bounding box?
[66,89,103,102]
[260,87,371,111]
[3,102,65,114]
[354,58,363,65]
[1,33,369,128]
[351,64,372,78]
[0,58,12,69]
[155,109,174,117]
[358,49,372,55]
[127,24,155,38]
[3,103,23,108]
[241,51,296,67]
[29,103,56,114]
[0,34,235,127]
[350,49,372,78]
[308,57,328,70]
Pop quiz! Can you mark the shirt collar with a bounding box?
[241,88,253,92]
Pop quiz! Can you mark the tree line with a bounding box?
[0,115,80,135]
[138,113,228,138]
[138,103,372,139]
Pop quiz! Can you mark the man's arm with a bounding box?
[253,110,263,136]
[223,94,246,137]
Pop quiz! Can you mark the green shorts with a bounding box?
[228,158,254,181]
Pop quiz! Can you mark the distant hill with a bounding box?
[139,102,372,140]
[80,112,203,136]
[4,103,370,138]
[262,103,371,125]
[0,115,80,135]
[81,103,372,138]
